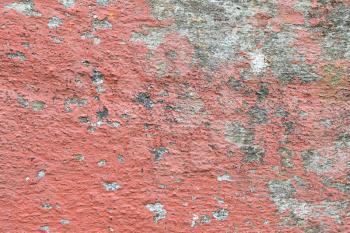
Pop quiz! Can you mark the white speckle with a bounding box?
[37,170,45,180]
[103,182,120,191]
[40,225,50,233]
[48,17,62,29]
[60,219,70,225]
[97,159,106,167]
[249,50,267,74]
[217,173,233,182]
[191,214,199,228]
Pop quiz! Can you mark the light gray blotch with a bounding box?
[48,16,62,29]
[6,1,41,16]
[268,179,296,212]
[146,202,167,223]
[97,0,109,6]
[224,122,254,146]
[60,0,75,8]
[301,150,333,174]
[335,134,350,148]
[64,97,87,112]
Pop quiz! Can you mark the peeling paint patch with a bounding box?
[31,101,46,111]
[64,97,87,112]
[59,0,75,8]
[151,147,168,161]
[146,203,167,223]
[17,95,29,108]
[37,170,45,180]
[103,182,121,191]
[212,208,229,221]
[96,0,110,6]
[81,32,101,45]
[301,150,333,174]
[225,122,254,146]
[39,225,50,233]
[7,51,26,61]
[217,173,232,182]
[5,1,41,16]
[249,50,267,74]
[92,18,112,30]
[48,17,62,29]
[241,145,265,163]
[136,92,154,109]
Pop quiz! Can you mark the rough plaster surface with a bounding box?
[0,0,349,232]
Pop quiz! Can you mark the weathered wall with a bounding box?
[0,0,349,232]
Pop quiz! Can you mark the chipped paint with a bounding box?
[1,0,349,232]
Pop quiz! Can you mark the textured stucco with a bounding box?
[0,0,349,232]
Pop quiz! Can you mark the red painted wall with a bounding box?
[0,0,349,232]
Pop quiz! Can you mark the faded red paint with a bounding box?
[0,0,349,233]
